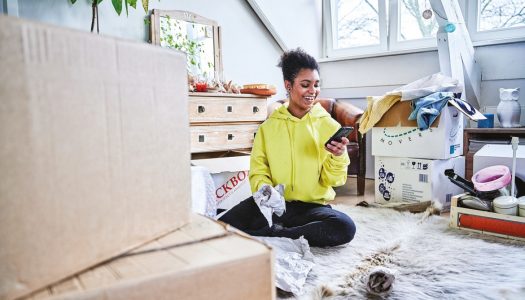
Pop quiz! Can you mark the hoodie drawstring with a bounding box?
[285,119,295,191]
[308,113,321,176]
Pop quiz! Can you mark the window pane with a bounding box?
[335,0,380,48]
[479,0,525,31]
[399,0,437,41]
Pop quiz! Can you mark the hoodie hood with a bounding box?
[270,102,331,121]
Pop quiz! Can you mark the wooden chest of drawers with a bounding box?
[189,92,268,153]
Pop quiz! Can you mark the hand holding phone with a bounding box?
[324,126,354,148]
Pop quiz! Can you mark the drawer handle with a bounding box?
[253,106,259,113]
[228,134,234,140]
[198,135,205,142]
[198,106,205,113]
[227,105,233,113]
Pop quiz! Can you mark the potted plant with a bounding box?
[69,0,151,33]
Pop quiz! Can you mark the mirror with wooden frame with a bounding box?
[150,9,222,80]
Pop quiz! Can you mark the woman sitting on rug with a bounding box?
[219,48,356,247]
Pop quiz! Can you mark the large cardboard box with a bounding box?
[375,156,465,211]
[192,155,251,210]
[21,214,275,300]
[473,144,525,181]
[0,16,190,299]
[372,101,463,159]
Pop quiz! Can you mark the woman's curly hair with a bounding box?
[277,48,319,83]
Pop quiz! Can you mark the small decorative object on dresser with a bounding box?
[497,88,521,128]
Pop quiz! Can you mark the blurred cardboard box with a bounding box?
[372,101,463,159]
[21,214,275,300]
[375,156,465,211]
[0,15,190,299]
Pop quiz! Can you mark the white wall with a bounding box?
[250,0,323,58]
[14,0,287,101]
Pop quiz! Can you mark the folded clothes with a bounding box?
[359,73,462,135]
[408,92,453,130]
[365,266,397,297]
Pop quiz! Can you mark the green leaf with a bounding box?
[70,0,77,4]
[142,0,148,13]
[124,0,128,16]
[128,0,137,9]
[112,0,122,15]
[97,0,103,4]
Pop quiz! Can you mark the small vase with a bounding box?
[497,88,521,128]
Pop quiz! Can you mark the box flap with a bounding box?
[22,214,275,300]
[374,100,440,127]
[192,155,250,173]
[448,98,486,121]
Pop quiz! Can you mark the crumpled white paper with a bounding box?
[257,236,315,295]
[253,184,286,227]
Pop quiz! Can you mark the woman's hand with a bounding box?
[325,137,349,156]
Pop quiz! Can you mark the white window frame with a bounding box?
[322,0,525,60]
[466,0,525,44]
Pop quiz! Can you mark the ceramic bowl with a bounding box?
[493,195,518,215]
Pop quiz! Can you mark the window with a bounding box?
[324,0,387,57]
[467,0,525,42]
[323,0,525,59]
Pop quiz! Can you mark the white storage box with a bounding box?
[375,156,465,211]
[192,155,251,210]
[372,101,463,159]
[473,144,525,181]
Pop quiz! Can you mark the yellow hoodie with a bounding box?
[250,103,350,205]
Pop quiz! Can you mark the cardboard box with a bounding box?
[473,144,525,181]
[374,156,465,211]
[0,16,190,299]
[21,214,275,300]
[192,155,251,210]
[372,101,463,159]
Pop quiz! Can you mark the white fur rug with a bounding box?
[288,205,525,300]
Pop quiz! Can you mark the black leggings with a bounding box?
[218,197,356,247]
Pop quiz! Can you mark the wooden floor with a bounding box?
[332,177,375,206]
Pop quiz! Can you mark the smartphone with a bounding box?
[325,126,354,147]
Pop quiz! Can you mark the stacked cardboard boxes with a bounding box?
[371,100,465,211]
[0,15,274,300]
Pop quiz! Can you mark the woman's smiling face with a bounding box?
[286,68,320,118]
